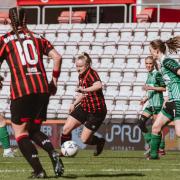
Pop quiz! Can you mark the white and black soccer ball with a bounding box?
[61,140,79,157]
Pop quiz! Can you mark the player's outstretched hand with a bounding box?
[0,75,4,90]
[49,79,57,95]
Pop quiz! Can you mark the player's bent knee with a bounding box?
[137,115,149,133]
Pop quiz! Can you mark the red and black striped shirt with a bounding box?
[0,29,53,100]
[79,67,106,113]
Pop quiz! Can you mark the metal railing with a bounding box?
[42,4,127,24]
[129,3,180,23]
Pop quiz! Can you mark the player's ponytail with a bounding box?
[150,36,180,55]
[9,7,23,49]
[78,52,92,67]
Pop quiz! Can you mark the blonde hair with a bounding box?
[76,52,92,67]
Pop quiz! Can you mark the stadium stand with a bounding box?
[0,22,179,123]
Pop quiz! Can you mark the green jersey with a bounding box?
[160,58,180,101]
[146,69,165,107]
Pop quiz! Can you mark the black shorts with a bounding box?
[10,93,49,125]
[70,105,107,131]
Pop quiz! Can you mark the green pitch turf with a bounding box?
[0,149,180,180]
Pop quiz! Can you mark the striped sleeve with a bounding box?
[40,36,54,56]
[163,58,180,74]
[156,72,166,87]
[0,37,6,62]
[92,70,101,82]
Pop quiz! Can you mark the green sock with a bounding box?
[0,126,10,149]
[143,132,151,145]
[143,126,152,145]
[150,134,161,159]
[159,139,165,150]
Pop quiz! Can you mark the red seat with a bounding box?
[0,12,10,24]
[57,10,87,24]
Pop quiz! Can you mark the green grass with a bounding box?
[0,149,180,179]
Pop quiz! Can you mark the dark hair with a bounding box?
[9,7,37,54]
[77,52,92,66]
[150,36,180,54]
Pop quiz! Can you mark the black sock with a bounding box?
[16,135,43,174]
[86,135,100,145]
[61,133,72,145]
[30,131,54,156]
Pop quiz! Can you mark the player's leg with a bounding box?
[61,105,84,145]
[28,93,64,177]
[150,112,170,159]
[10,95,46,178]
[81,112,106,156]
[0,115,14,157]
[138,109,152,153]
[61,115,81,145]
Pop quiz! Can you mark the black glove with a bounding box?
[49,79,57,95]
[0,75,4,90]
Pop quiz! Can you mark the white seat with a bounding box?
[133,29,146,42]
[160,29,173,41]
[78,42,91,54]
[120,29,133,41]
[85,23,98,29]
[64,42,78,55]
[163,22,177,29]
[98,70,109,83]
[113,57,126,69]
[98,23,111,29]
[60,24,73,30]
[136,71,147,83]
[69,71,79,82]
[122,70,136,83]
[56,30,69,42]
[91,57,100,69]
[109,70,122,83]
[128,100,142,111]
[61,99,73,110]
[94,29,107,42]
[90,42,103,55]
[136,23,150,29]
[174,29,180,36]
[114,100,128,111]
[100,56,113,69]
[59,71,70,82]
[47,24,61,30]
[123,23,137,29]
[69,29,82,42]
[35,24,48,30]
[116,42,129,55]
[103,42,117,55]
[107,29,120,42]
[82,29,94,42]
[119,84,132,97]
[105,83,119,97]
[129,42,143,55]
[54,44,65,55]
[64,85,77,96]
[146,29,160,41]
[110,23,124,29]
[126,57,139,69]
[149,22,163,29]
[45,31,56,43]
[61,58,74,69]
[73,23,86,30]
[132,84,145,97]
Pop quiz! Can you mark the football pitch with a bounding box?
[0,149,180,180]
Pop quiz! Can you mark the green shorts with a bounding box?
[144,106,162,115]
[161,101,180,121]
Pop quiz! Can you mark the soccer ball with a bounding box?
[61,140,79,157]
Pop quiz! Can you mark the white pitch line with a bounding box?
[0,168,180,173]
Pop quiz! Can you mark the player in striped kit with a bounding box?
[0,7,64,178]
[61,53,107,156]
[137,56,166,156]
[148,36,180,159]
